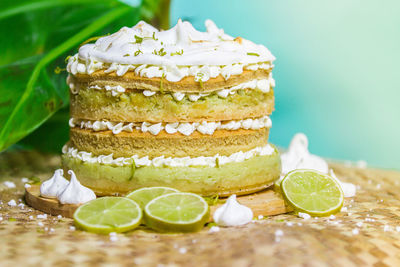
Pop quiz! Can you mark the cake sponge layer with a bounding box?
[70,69,270,93]
[70,127,270,158]
[70,87,274,123]
[61,145,281,197]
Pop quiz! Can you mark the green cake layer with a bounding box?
[62,146,281,197]
[70,88,274,123]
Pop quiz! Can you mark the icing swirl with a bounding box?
[67,19,275,82]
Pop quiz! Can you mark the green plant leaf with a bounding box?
[0,0,171,153]
[0,2,134,152]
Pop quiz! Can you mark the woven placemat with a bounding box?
[1,150,400,267]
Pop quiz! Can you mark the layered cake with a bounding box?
[63,19,280,196]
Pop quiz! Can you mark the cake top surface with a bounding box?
[76,19,275,67]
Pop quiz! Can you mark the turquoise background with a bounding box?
[171,0,400,170]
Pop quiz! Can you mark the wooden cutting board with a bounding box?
[25,184,290,219]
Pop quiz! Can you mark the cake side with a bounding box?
[63,19,280,196]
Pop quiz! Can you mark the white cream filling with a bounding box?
[69,116,272,136]
[68,56,272,82]
[67,74,275,100]
[62,143,275,168]
[67,19,275,82]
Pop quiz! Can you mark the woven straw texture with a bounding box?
[1,150,400,267]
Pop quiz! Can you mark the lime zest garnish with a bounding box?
[64,55,71,63]
[79,34,110,47]
[134,49,143,56]
[54,66,66,74]
[134,35,143,43]
[160,73,165,92]
[247,52,260,56]
[203,194,220,206]
[170,49,184,56]
[153,48,166,56]
[134,32,158,44]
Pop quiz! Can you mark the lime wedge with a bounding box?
[126,187,179,209]
[281,169,344,217]
[73,197,142,234]
[144,192,209,232]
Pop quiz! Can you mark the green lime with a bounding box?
[73,197,142,234]
[144,192,209,232]
[126,187,179,209]
[273,175,284,192]
[281,169,344,217]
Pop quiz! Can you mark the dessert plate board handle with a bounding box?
[25,185,291,220]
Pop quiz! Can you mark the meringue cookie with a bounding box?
[57,170,96,204]
[213,195,253,226]
[40,169,69,199]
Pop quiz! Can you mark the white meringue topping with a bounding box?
[67,20,275,82]
[279,133,356,197]
[213,195,253,226]
[40,169,69,199]
[57,170,96,205]
[280,133,329,175]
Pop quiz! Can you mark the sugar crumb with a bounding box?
[275,229,284,236]
[109,232,118,242]
[4,181,16,188]
[37,214,47,219]
[356,160,367,169]
[209,226,220,233]
[7,199,17,207]
[298,212,311,220]
[178,247,187,254]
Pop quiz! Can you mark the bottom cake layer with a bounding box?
[61,145,281,197]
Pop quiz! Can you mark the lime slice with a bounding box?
[126,187,179,209]
[273,175,284,192]
[73,197,142,234]
[144,192,209,232]
[281,169,344,217]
